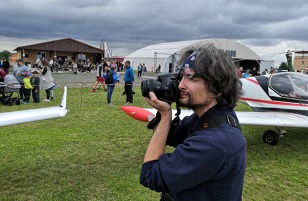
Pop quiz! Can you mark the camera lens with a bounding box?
[141,74,180,102]
[141,80,150,98]
[141,79,161,98]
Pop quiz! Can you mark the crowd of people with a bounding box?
[0,57,137,107]
[91,59,135,106]
[237,65,307,78]
[13,59,57,104]
[0,58,57,104]
[137,63,161,77]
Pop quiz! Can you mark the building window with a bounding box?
[36,52,46,60]
[225,50,236,58]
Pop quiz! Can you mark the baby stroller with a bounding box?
[0,75,21,106]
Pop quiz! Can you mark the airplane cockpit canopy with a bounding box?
[269,72,308,99]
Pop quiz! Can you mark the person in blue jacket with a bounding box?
[123,60,134,104]
[140,44,246,201]
[104,66,119,106]
[242,69,251,78]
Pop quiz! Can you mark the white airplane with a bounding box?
[0,86,68,127]
[122,72,308,145]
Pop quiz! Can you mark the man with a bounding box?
[92,60,107,92]
[137,63,142,77]
[242,69,251,78]
[13,59,29,99]
[124,60,134,104]
[140,44,246,201]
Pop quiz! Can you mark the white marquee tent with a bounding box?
[124,38,261,73]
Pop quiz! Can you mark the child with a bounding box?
[31,71,40,103]
[23,72,33,104]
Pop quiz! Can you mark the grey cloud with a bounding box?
[0,0,307,56]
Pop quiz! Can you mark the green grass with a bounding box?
[0,86,307,201]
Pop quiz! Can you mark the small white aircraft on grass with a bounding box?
[122,72,308,145]
[0,86,68,127]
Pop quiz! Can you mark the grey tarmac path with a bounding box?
[51,71,159,88]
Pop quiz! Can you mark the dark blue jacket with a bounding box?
[124,66,134,83]
[140,105,246,201]
[104,70,119,86]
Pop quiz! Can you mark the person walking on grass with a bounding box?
[104,66,120,106]
[92,60,107,92]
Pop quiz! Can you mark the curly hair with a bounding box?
[178,44,243,109]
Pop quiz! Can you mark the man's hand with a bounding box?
[143,92,172,163]
[145,92,171,116]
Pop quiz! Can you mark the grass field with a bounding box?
[0,86,307,201]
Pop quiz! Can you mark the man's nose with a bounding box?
[178,77,187,89]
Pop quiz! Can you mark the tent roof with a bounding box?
[126,38,260,60]
[127,39,202,58]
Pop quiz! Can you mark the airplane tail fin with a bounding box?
[60,86,67,108]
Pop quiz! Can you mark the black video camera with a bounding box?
[141,73,180,103]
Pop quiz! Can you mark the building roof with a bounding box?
[14,38,103,54]
[295,51,308,54]
[125,38,260,60]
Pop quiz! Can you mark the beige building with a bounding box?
[293,51,308,71]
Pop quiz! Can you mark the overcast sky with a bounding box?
[1,0,307,64]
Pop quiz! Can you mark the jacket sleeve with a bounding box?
[131,69,134,81]
[140,131,227,194]
[114,73,120,82]
[140,160,168,192]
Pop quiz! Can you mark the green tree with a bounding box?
[0,50,11,60]
[279,62,289,71]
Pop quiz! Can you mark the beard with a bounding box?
[179,93,213,111]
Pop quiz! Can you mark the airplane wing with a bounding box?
[0,86,68,127]
[236,111,308,128]
[121,106,308,128]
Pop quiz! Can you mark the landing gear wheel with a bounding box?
[263,130,279,146]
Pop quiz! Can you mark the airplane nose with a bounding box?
[121,106,155,122]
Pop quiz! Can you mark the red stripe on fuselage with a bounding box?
[244,78,259,85]
[240,97,308,107]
